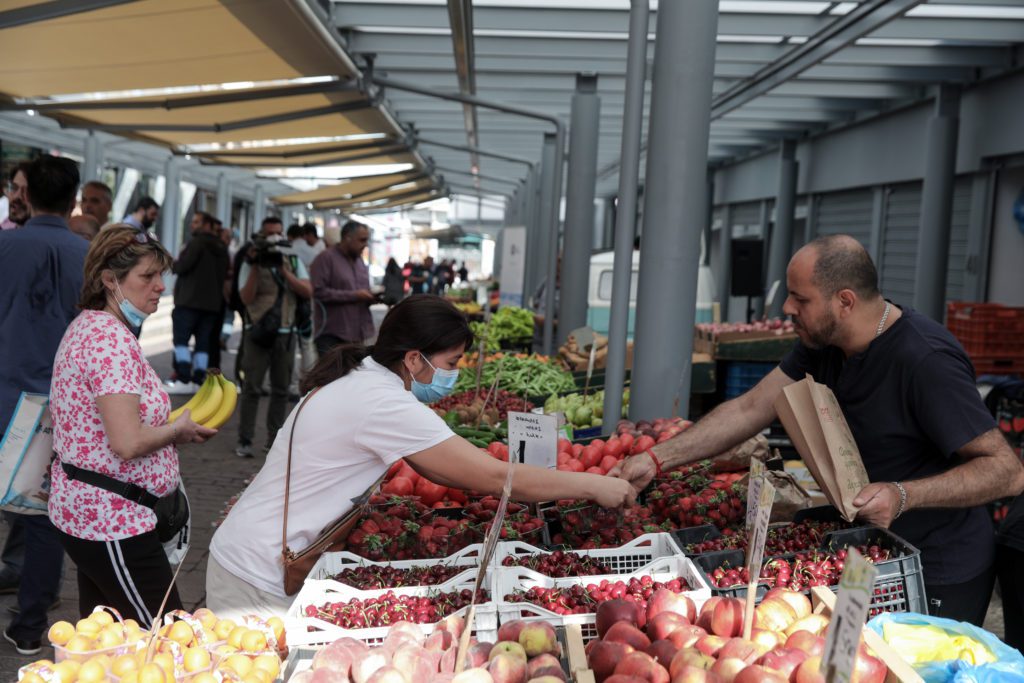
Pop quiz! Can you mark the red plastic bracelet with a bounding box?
[645,448,663,475]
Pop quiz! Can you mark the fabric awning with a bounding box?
[271,170,428,205]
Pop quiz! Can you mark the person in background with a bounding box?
[457,261,469,284]
[49,226,215,629]
[80,180,113,226]
[206,222,233,374]
[0,164,29,230]
[290,222,325,271]
[236,218,312,457]
[0,155,89,655]
[407,256,434,295]
[310,220,374,356]
[997,494,1024,651]
[122,196,159,232]
[286,223,318,390]
[168,211,228,393]
[68,214,100,241]
[382,257,405,306]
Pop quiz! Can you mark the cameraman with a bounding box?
[236,217,311,457]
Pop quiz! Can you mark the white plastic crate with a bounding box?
[285,575,497,648]
[308,543,485,593]
[494,556,711,644]
[493,532,684,577]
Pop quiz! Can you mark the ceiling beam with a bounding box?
[445,0,479,172]
[0,0,138,30]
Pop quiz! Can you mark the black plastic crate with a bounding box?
[691,549,775,600]
[821,527,927,616]
[671,524,723,555]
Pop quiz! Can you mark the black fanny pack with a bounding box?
[61,462,189,543]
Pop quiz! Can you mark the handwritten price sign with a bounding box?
[822,547,879,683]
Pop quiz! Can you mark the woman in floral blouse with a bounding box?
[49,226,215,626]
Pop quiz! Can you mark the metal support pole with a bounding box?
[765,140,798,318]
[603,0,649,433]
[252,184,267,240]
[523,166,542,304]
[559,73,601,345]
[82,132,102,184]
[215,173,232,226]
[534,134,557,332]
[542,129,566,356]
[160,157,181,255]
[630,0,718,421]
[718,205,733,322]
[281,206,294,228]
[753,199,770,319]
[913,85,960,322]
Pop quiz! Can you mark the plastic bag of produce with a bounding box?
[867,612,1024,682]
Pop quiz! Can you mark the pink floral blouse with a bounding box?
[48,310,179,541]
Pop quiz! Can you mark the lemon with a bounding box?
[48,620,76,646]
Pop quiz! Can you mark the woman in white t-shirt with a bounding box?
[207,295,636,618]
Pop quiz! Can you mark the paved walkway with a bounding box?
[0,300,1009,677]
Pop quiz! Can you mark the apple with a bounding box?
[758,648,808,679]
[648,612,691,641]
[614,651,670,683]
[527,654,562,679]
[598,599,644,638]
[733,665,787,683]
[666,625,707,650]
[604,676,649,683]
[671,664,724,682]
[365,666,410,683]
[453,669,495,683]
[311,641,354,674]
[519,622,559,658]
[763,589,812,621]
[605,621,653,651]
[491,642,528,662]
[694,635,727,658]
[785,631,825,657]
[697,598,722,632]
[853,644,887,683]
[711,599,745,639]
[529,667,566,682]
[794,657,825,683]
[718,638,765,665]
[750,629,784,652]
[785,615,829,638]
[467,642,495,669]
[646,640,679,670]
[488,653,528,683]
[754,599,797,634]
[669,648,714,678]
[647,589,696,624]
[587,640,635,683]
[498,621,527,644]
[710,658,748,683]
[352,653,389,683]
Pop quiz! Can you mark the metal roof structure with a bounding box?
[332,0,1024,196]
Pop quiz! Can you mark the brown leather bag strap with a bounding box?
[282,387,322,557]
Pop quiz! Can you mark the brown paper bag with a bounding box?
[773,375,870,522]
[712,434,771,472]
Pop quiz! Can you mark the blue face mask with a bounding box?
[114,280,149,328]
[410,353,460,403]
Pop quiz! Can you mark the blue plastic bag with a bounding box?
[867,612,1024,682]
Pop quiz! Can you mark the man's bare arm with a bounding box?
[612,367,794,491]
[854,428,1024,528]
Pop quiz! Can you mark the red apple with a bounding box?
[711,599,745,638]
[750,629,784,652]
[647,589,697,624]
[669,648,715,678]
[794,657,825,683]
[671,664,723,683]
[785,615,829,638]
[646,640,679,670]
[853,644,887,683]
[605,621,653,652]
[694,635,727,658]
[648,612,691,641]
[598,599,644,637]
[604,676,649,683]
[697,598,722,632]
[490,642,528,662]
[527,655,562,679]
[763,589,812,621]
[467,642,494,669]
[666,625,707,650]
[754,599,798,634]
[757,648,808,679]
[614,651,670,683]
[718,638,766,665]
[733,665,787,683]
[587,640,635,683]
[498,620,527,644]
[785,632,825,657]
[709,658,748,683]
[488,652,527,683]
[519,622,559,658]
[530,667,567,682]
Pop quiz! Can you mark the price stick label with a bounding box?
[745,457,767,533]
[742,478,776,640]
[507,411,558,468]
[822,547,879,683]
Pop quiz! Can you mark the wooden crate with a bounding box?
[563,586,923,683]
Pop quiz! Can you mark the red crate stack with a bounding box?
[947,302,1024,375]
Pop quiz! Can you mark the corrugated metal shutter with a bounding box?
[815,188,873,245]
[881,182,922,307]
[730,201,762,231]
[946,176,971,302]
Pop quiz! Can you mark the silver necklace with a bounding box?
[875,301,892,338]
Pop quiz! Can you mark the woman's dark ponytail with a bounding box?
[298,295,474,393]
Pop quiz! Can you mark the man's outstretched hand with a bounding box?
[609,452,658,493]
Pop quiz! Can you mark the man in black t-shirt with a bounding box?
[614,234,1024,626]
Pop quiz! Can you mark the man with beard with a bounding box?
[613,234,1024,626]
[0,164,30,230]
[122,196,159,232]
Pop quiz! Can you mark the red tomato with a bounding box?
[382,476,414,497]
[566,459,585,473]
[571,443,584,458]
[590,439,605,451]
[604,438,624,459]
[446,488,467,504]
[632,435,656,455]
[414,477,448,506]
[619,433,635,452]
[585,466,604,475]
[580,445,602,469]
[557,438,572,454]
[557,452,571,467]
[385,460,404,480]
[396,462,420,483]
[487,442,504,458]
[599,455,619,472]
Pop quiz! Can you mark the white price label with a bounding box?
[745,478,776,581]
[507,411,559,468]
[822,547,879,683]
[746,457,767,533]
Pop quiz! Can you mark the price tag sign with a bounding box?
[822,547,879,683]
[507,411,558,468]
[745,457,767,533]
[745,478,776,580]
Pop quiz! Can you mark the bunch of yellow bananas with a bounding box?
[167,372,237,430]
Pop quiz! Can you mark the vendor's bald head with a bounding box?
[784,235,881,349]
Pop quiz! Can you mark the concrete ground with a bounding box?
[0,299,1010,677]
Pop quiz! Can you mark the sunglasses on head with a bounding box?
[132,229,159,244]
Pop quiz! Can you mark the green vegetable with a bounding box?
[471,306,534,351]
[453,354,576,397]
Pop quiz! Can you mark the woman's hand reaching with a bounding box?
[590,474,639,509]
